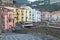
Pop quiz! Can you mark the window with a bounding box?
[29,14,31,16]
[16,16,18,20]
[29,17,31,19]
[26,17,27,22]
[22,17,23,19]
[26,17,27,19]
[18,10,20,12]
[22,13,24,15]
[29,11,31,13]
[9,19,11,22]
[13,19,14,23]
[26,11,27,13]
[17,12,19,15]
[22,17,23,21]
[37,13,39,14]
[21,11,23,12]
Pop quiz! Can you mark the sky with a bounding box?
[28,0,36,2]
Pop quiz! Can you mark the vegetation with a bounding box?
[34,3,60,12]
[13,0,60,12]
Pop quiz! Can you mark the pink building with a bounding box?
[2,8,16,30]
[42,11,51,21]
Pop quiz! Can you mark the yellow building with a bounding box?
[17,8,23,23]
[14,8,17,23]
[20,6,33,23]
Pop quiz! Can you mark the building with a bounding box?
[42,11,50,22]
[4,6,17,24]
[52,11,60,18]
[49,14,57,22]
[32,9,41,22]
[1,8,16,30]
[51,11,60,22]
[20,6,33,22]
[17,8,23,23]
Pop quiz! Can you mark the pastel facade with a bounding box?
[2,7,17,30]
[49,14,57,22]
[4,6,17,23]
[50,11,60,22]
[2,8,12,30]
[20,6,33,22]
[52,11,60,19]
[42,11,50,21]
[17,8,23,23]
[32,9,41,22]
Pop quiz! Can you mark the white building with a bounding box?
[32,9,41,22]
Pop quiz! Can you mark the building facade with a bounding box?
[20,6,33,22]
[42,11,50,21]
[51,11,60,22]
[1,8,16,30]
[32,9,41,22]
[17,8,23,23]
[4,6,17,24]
